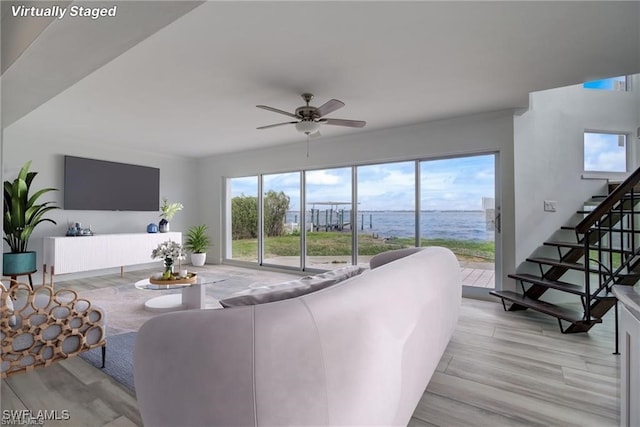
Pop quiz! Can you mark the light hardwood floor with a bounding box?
[1,268,619,427]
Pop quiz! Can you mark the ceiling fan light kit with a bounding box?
[257,93,366,135]
[295,120,320,135]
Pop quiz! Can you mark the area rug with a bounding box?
[80,332,136,392]
[78,268,299,336]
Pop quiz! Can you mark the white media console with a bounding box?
[43,232,182,283]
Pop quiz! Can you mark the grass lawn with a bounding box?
[232,232,494,262]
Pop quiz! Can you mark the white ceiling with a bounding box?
[3,1,639,158]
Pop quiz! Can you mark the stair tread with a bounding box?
[508,273,585,295]
[544,240,582,249]
[543,240,633,253]
[526,257,601,273]
[490,290,602,323]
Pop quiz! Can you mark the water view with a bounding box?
[286,210,494,242]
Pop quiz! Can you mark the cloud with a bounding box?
[230,176,257,197]
[584,133,626,172]
[230,154,495,211]
[305,169,346,185]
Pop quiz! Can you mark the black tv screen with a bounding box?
[64,156,160,211]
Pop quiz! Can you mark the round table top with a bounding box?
[135,273,229,290]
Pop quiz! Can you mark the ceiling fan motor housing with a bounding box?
[295,106,318,119]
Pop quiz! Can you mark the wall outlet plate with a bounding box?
[544,200,557,212]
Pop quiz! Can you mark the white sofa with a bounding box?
[133,246,461,426]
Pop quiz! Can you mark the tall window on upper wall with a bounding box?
[584,131,628,173]
[583,76,628,91]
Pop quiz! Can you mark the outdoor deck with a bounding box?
[460,262,495,288]
[263,256,496,289]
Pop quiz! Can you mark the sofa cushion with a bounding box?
[369,247,425,269]
[220,265,366,307]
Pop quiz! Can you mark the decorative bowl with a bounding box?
[149,272,197,285]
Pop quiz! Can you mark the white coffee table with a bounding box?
[135,274,228,312]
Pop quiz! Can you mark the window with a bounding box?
[305,167,353,270]
[224,153,498,288]
[583,76,627,91]
[584,131,627,173]
[228,176,259,262]
[356,162,416,263]
[263,172,301,268]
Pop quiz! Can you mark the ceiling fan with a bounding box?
[256,93,366,136]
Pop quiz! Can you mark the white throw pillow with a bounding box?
[220,265,366,308]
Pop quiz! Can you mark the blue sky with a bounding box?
[584,132,626,172]
[230,154,495,211]
[583,76,626,90]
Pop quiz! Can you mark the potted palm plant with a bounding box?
[184,224,211,266]
[3,161,59,276]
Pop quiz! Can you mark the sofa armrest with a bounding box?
[369,247,425,269]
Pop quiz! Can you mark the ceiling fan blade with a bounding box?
[257,121,298,130]
[322,118,366,128]
[314,99,345,118]
[256,105,298,119]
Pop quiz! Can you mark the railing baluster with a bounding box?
[584,228,591,321]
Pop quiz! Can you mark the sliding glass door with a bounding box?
[228,176,259,262]
[225,153,498,289]
[304,167,353,270]
[420,154,496,289]
[356,162,417,265]
[262,172,301,268]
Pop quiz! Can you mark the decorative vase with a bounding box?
[159,219,169,233]
[147,223,158,233]
[163,259,175,277]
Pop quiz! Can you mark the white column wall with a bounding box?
[196,111,516,291]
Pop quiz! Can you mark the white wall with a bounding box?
[514,77,640,268]
[2,129,198,279]
[196,111,516,293]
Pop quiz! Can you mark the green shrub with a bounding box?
[231,195,258,239]
[232,191,290,239]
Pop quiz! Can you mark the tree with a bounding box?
[263,190,290,237]
[231,195,258,239]
[231,191,290,240]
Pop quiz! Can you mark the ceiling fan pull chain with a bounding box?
[306,134,310,158]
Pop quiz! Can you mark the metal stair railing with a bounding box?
[576,166,640,323]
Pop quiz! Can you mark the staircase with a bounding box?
[491,167,640,345]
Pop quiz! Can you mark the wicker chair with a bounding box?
[0,280,106,378]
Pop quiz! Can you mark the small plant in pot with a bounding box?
[184,225,211,267]
[3,161,59,277]
[159,197,183,233]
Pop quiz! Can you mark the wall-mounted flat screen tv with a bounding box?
[64,156,160,211]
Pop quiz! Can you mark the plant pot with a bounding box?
[190,253,206,267]
[3,252,37,275]
[159,219,170,233]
